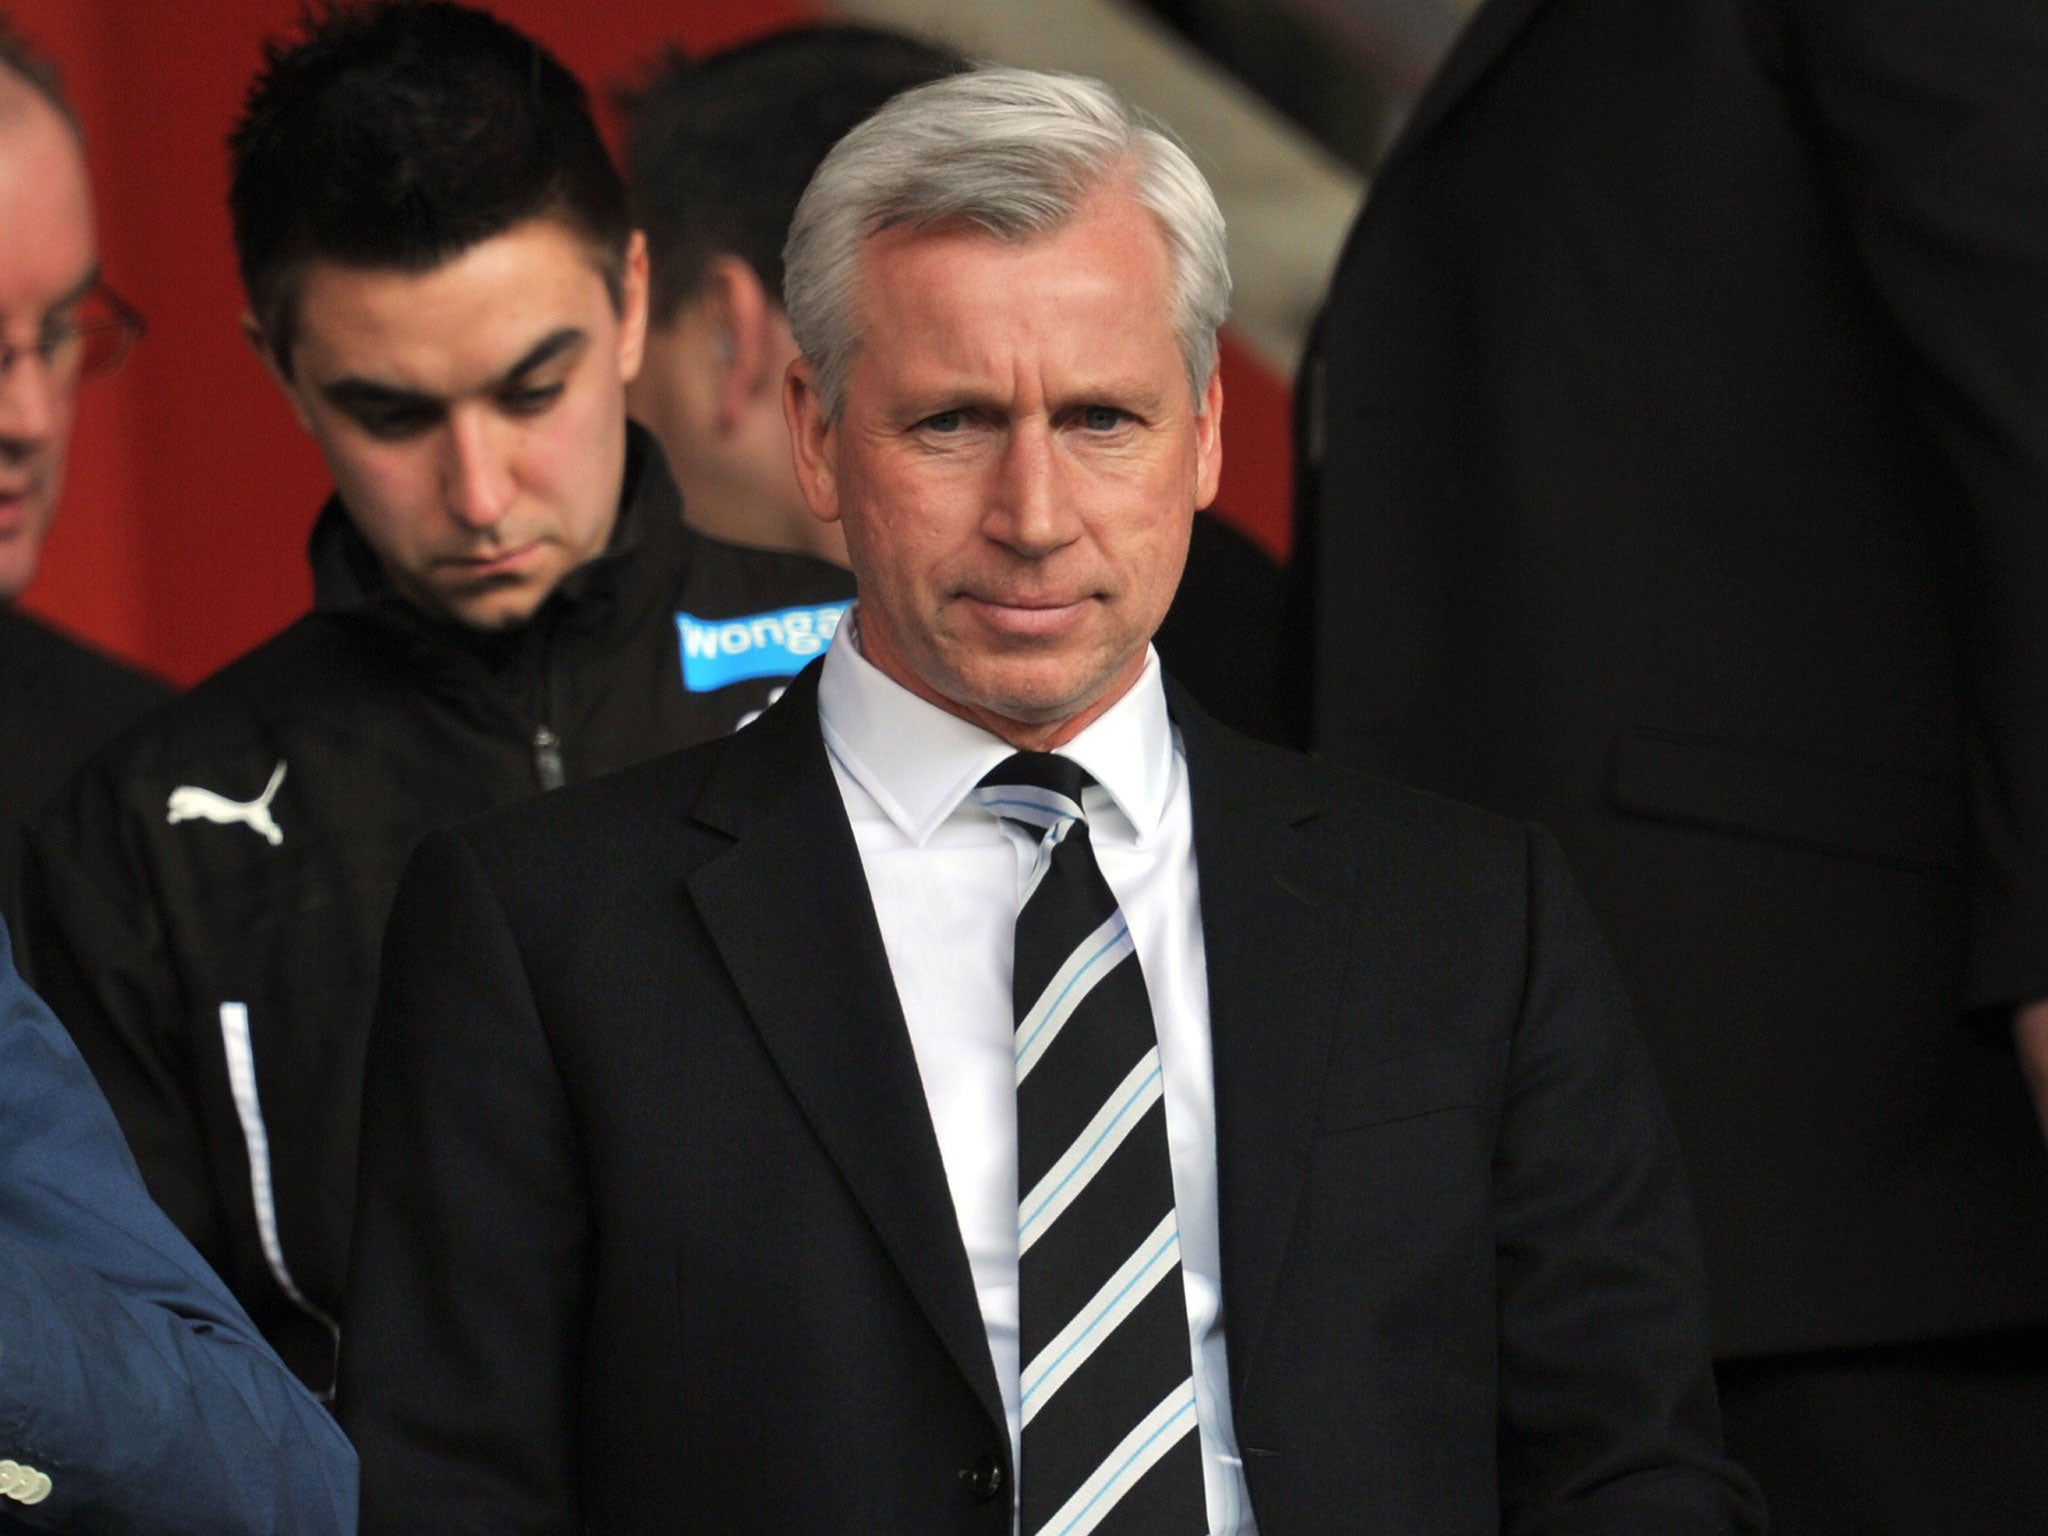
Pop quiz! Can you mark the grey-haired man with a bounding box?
[342,66,1760,1536]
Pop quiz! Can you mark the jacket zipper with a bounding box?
[532,725,565,790]
[530,596,571,791]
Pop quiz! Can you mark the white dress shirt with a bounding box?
[817,616,1256,1535]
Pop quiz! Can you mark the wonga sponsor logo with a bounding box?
[676,602,851,692]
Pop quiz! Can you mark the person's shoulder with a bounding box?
[1177,688,1555,928]
[674,524,858,614]
[441,723,740,890]
[0,607,170,727]
[30,615,350,816]
[1180,686,1529,851]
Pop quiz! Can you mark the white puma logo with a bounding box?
[166,762,288,846]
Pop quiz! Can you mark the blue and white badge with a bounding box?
[676,601,851,692]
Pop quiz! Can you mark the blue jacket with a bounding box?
[0,917,355,1533]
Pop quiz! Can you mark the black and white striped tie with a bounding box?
[975,752,1206,1536]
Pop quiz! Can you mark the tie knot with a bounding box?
[974,751,1095,832]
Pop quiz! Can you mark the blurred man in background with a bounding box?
[621,24,962,568]
[0,19,165,953]
[24,0,850,1396]
[1295,0,2048,1528]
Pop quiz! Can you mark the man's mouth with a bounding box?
[960,591,1096,637]
[442,540,543,579]
[0,480,40,529]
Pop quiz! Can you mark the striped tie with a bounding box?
[975,753,1206,1536]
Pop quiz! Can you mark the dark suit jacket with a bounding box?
[0,606,166,960]
[339,667,1759,1534]
[1295,0,2048,1357]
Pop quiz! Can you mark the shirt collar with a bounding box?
[817,606,1177,848]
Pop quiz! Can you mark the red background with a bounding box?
[11,0,1292,686]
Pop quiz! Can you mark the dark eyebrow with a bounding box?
[39,266,99,321]
[498,327,586,385]
[321,376,442,416]
[319,327,589,416]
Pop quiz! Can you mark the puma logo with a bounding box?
[166,761,287,846]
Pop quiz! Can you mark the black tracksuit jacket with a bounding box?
[22,427,853,1390]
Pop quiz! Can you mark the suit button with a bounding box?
[960,1452,1005,1503]
[0,1460,51,1505]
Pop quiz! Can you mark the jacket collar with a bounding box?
[682,664,1369,1435]
[1168,680,1363,1409]
[680,662,1013,1447]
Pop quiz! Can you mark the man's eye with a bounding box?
[37,315,80,355]
[353,405,440,440]
[500,383,565,416]
[1080,405,1128,432]
[919,410,965,434]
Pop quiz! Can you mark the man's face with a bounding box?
[267,218,648,630]
[0,90,94,601]
[787,183,1222,748]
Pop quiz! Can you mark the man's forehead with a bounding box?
[846,189,1182,391]
[0,83,94,312]
[288,221,610,390]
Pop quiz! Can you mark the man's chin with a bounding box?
[421,564,564,631]
[452,597,546,632]
[0,533,44,604]
[941,657,1147,746]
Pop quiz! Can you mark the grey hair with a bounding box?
[783,65,1230,421]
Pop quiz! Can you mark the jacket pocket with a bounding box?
[1315,1052,1481,1137]
[1608,729,1960,873]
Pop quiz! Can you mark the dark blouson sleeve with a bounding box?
[20,766,233,1275]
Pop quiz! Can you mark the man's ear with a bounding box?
[1193,363,1224,512]
[706,254,775,431]
[615,231,651,386]
[783,357,842,526]
[243,309,312,433]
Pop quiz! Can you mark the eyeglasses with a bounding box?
[0,281,147,387]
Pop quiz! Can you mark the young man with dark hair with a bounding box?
[23,0,851,1395]
[620,24,963,567]
[0,16,166,950]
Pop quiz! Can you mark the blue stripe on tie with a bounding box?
[1020,1063,1164,1240]
[1045,1389,1200,1536]
[981,794,1079,822]
[1020,1227,1180,1414]
[1017,921,1131,1064]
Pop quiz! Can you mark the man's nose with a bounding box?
[440,412,515,529]
[986,421,1075,556]
[0,350,66,450]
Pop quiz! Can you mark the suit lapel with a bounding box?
[683,668,1007,1439]
[1375,0,1552,184]
[1174,693,1360,1401]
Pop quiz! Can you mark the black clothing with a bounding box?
[342,666,1758,1533]
[1297,0,2048,1368]
[0,607,168,957]
[1154,511,1292,747]
[1296,6,2048,1523]
[1717,1329,2048,1536]
[23,428,853,1390]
